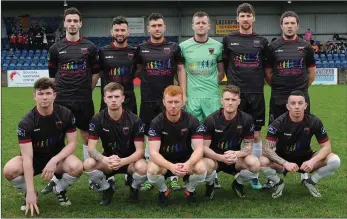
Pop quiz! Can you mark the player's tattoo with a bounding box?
[263,139,287,165]
[241,139,253,153]
[88,148,104,162]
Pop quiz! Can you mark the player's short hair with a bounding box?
[222,85,240,97]
[237,3,255,17]
[64,7,82,22]
[34,77,56,92]
[289,90,305,99]
[280,11,299,25]
[103,82,124,95]
[163,85,183,98]
[112,16,128,27]
[192,11,210,24]
[148,13,164,23]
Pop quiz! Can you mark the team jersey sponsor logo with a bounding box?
[284,133,292,136]
[148,128,157,136]
[304,127,310,134]
[103,128,109,132]
[214,129,223,133]
[18,127,26,137]
[181,128,188,136]
[105,56,113,59]
[268,125,277,135]
[275,49,283,53]
[89,123,95,131]
[196,125,206,133]
[59,51,67,54]
[34,128,40,132]
[142,50,150,53]
[230,43,239,46]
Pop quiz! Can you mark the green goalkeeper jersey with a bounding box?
[180,37,223,99]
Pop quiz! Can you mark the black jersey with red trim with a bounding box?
[17,104,76,159]
[266,36,316,95]
[266,112,329,158]
[136,40,184,102]
[88,108,144,158]
[204,109,254,154]
[148,110,204,161]
[48,37,100,102]
[222,31,269,93]
[99,44,137,97]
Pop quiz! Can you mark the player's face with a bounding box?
[237,12,255,31]
[221,91,240,114]
[286,95,307,118]
[281,16,299,39]
[111,23,129,44]
[34,88,56,108]
[64,14,82,35]
[104,90,125,111]
[163,94,183,116]
[192,16,210,36]
[147,19,166,40]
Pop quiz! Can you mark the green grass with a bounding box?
[1,85,347,218]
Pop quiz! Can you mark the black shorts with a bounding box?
[279,151,315,173]
[269,93,310,125]
[100,93,137,115]
[33,157,51,176]
[55,101,94,131]
[217,161,238,175]
[239,93,265,131]
[104,164,130,178]
[140,101,165,134]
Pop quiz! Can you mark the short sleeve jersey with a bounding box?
[180,37,223,98]
[17,104,76,159]
[204,109,254,154]
[99,44,137,98]
[148,110,204,161]
[88,109,144,158]
[266,36,316,95]
[222,32,269,93]
[266,112,329,158]
[136,40,183,102]
[48,37,100,102]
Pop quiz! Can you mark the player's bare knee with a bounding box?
[260,156,271,167]
[203,158,216,174]
[83,158,97,172]
[193,160,206,175]
[246,156,260,173]
[68,159,83,177]
[147,162,161,175]
[135,159,147,175]
[3,157,23,180]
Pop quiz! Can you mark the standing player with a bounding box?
[264,11,316,187]
[222,3,269,189]
[203,85,260,199]
[180,11,225,188]
[146,85,206,206]
[98,16,137,114]
[84,82,147,205]
[260,91,340,198]
[47,7,100,168]
[3,78,83,215]
[136,13,186,191]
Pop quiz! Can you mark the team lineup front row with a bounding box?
[4,78,340,216]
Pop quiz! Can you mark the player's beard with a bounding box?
[113,36,128,44]
[240,23,252,31]
[67,30,78,36]
[151,33,164,41]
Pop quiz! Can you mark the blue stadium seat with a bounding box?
[42,49,48,54]
[314,54,319,61]
[23,63,29,69]
[316,60,322,68]
[333,54,339,62]
[30,63,37,70]
[15,49,22,55]
[335,60,342,68]
[320,54,326,61]
[328,61,335,68]
[4,59,11,65]
[22,50,28,56]
[9,63,16,70]
[342,60,347,68]
[8,50,14,56]
[322,61,328,68]
[340,54,345,61]
[2,63,9,71]
[327,54,332,61]
[16,63,23,69]
[28,50,34,55]
[35,50,41,56]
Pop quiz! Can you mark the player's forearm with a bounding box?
[150,151,173,170]
[52,143,76,163]
[88,148,105,162]
[22,157,35,192]
[121,149,144,166]
[310,144,331,164]
[203,146,224,162]
[307,69,316,87]
[235,139,253,158]
[264,68,272,86]
[263,140,287,165]
[187,146,203,166]
[177,68,187,96]
[91,73,100,89]
[218,71,225,82]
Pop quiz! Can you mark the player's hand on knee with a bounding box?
[170,163,187,177]
[25,191,39,216]
[41,159,57,181]
[300,160,314,172]
[180,162,191,173]
[283,162,299,172]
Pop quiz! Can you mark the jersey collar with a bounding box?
[148,38,166,45]
[281,35,299,43]
[64,36,83,44]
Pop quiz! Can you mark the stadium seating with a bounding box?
[328,60,335,68]
[316,60,322,68]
